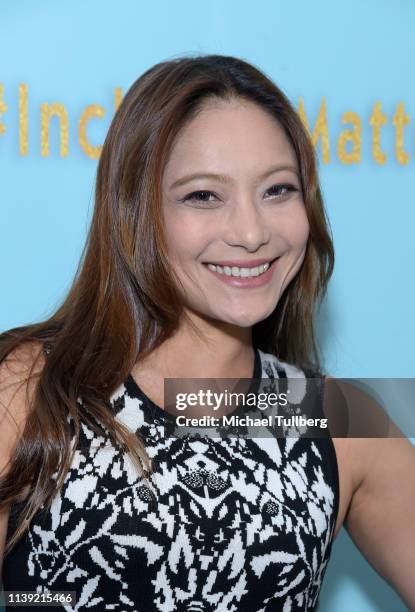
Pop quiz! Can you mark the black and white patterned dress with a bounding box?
[2,348,339,611]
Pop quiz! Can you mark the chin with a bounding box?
[223,310,273,328]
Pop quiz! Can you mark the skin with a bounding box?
[131,97,415,609]
[161,98,308,330]
[134,97,308,386]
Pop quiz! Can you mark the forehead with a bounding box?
[163,98,298,180]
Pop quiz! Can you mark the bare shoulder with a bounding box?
[0,340,46,577]
[325,376,415,607]
[0,337,47,456]
[0,340,46,454]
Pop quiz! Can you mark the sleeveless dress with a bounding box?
[2,348,339,611]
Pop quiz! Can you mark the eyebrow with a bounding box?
[169,164,300,190]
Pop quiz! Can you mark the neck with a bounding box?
[136,310,255,380]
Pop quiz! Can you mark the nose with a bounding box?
[223,193,270,251]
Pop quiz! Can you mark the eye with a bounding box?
[265,183,299,200]
[181,190,218,204]
[179,183,299,207]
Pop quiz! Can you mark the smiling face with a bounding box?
[161,97,310,329]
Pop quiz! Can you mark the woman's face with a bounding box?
[161,97,310,328]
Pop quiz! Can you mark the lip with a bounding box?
[202,257,275,267]
[203,257,280,288]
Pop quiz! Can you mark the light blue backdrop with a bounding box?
[1,1,414,610]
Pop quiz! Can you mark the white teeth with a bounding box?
[206,261,271,278]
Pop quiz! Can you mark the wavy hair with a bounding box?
[0,54,334,555]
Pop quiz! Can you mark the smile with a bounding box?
[202,257,280,288]
[206,261,271,278]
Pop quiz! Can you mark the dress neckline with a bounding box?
[125,346,262,420]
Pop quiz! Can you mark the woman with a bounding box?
[0,54,414,611]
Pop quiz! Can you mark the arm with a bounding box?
[344,430,415,608]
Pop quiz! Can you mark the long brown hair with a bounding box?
[0,54,334,555]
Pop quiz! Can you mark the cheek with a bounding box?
[294,214,310,247]
[163,211,212,264]
[279,206,310,249]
